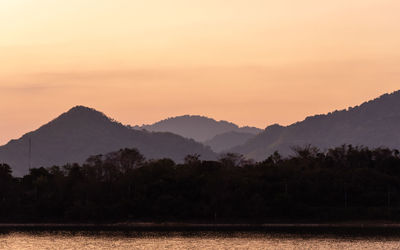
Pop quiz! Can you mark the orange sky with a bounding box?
[1,0,400,145]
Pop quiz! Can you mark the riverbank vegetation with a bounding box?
[1,145,400,223]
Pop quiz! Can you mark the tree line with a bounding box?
[1,145,400,223]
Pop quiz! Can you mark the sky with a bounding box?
[1,0,400,145]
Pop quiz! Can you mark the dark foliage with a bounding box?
[2,145,400,223]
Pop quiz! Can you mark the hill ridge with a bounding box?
[231,90,400,160]
[0,106,217,176]
[135,114,262,142]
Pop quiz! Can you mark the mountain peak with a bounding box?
[65,105,107,117]
[57,105,111,123]
[24,106,122,139]
[68,105,96,113]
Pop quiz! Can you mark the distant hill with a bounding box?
[134,115,262,142]
[232,90,400,161]
[204,131,256,152]
[0,106,217,176]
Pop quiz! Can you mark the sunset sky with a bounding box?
[1,0,400,145]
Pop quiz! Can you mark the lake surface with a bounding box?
[1,230,400,249]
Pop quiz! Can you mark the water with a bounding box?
[1,231,400,249]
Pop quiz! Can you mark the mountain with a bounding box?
[134,115,262,142]
[204,131,256,152]
[0,106,217,176]
[232,90,400,161]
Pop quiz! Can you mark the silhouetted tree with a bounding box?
[1,145,400,223]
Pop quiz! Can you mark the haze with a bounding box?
[1,0,399,145]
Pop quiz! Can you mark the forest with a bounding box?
[1,145,400,223]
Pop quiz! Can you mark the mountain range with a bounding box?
[0,106,217,176]
[232,90,400,160]
[133,115,262,152]
[1,90,400,175]
[133,115,262,142]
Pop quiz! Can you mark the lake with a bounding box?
[1,230,400,249]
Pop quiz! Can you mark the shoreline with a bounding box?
[2,222,400,230]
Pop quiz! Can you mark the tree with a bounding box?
[106,148,145,173]
[184,153,201,166]
[219,153,247,167]
[0,164,12,180]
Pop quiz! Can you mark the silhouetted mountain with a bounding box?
[0,106,217,176]
[134,115,262,142]
[204,131,256,152]
[232,90,400,161]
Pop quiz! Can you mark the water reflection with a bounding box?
[0,231,400,249]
